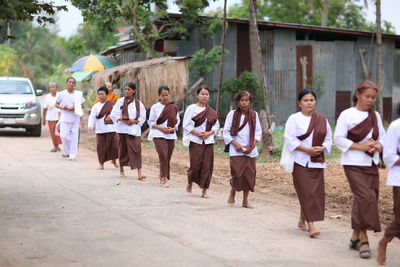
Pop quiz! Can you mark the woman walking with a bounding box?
[376,105,400,265]
[223,91,262,208]
[334,80,385,259]
[42,81,62,152]
[284,89,332,237]
[88,86,119,170]
[148,86,180,188]
[111,82,147,179]
[183,85,219,198]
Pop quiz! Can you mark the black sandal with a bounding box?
[358,241,371,259]
[349,238,360,250]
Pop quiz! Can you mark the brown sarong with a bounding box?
[187,142,214,189]
[48,120,62,146]
[230,156,256,192]
[230,109,257,147]
[344,165,381,232]
[154,138,175,179]
[384,186,400,241]
[292,163,325,222]
[118,133,142,169]
[96,132,119,164]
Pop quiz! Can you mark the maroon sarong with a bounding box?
[187,142,214,189]
[230,109,257,147]
[192,105,217,132]
[118,133,141,169]
[344,165,381,232]
[154,138,175,179]
[96,132,119,164]
[230,156,256,192]
[384,187,400,241]
[156,102,179,127]
[297,112,327,163]
[292,163,325,222]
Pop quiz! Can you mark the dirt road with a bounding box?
[0,127,399,267]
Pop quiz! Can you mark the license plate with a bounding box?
[4,118,16,124]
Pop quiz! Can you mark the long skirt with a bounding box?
[343,165,381,232]
[96,132,119,164]
[292,163,325,222]
[154,138,175,179]
[384,186,400,241]
[118,133,142,170]
[230,156,256,192]
[48,120,61,146]
[187,142,214,189]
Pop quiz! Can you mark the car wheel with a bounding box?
[27,123,42,137]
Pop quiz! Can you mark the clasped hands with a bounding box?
[192,129,213,140]
[232,141,255,155]
[360,139,382,154]
[119,118,139,125]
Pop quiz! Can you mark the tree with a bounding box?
[0,44,17,75]
[0,0,67,26]
[216,0,228,114]
[72,0,218,59]
[375,0,384,116]
[249,0,273,155]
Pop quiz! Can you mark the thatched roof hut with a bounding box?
[91,56,189,107]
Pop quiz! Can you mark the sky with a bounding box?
[54,0,400,38]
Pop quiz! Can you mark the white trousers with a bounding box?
[60,120,80,158]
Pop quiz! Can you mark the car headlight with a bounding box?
[24,101,38,109]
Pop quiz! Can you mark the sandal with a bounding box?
[349,239,360,250]
[358,241,371,259]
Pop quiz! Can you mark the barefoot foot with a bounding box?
[186,183,192,193]
[242,203,254,209]
[112,160,119,168]
[376,239,388,265]
[227,190,235,205]
[297,222,307,231]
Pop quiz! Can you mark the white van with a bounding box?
[0,77,43,136]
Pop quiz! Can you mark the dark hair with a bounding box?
[97,86,109,95]
[297,88,317,102]
[158,85,170,95]
[66,77,76,83]
[234,91,252,104]
[197,85,210,95]
[352,79,378,104]
[126,82,137,90]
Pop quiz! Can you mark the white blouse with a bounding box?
[383,118,400,186]
[110,97,147,136]
[148,102,180,140]
[182,104,220,145]
[223,110,262,158]
[334,107,385,166]
[284,112,332,169]
[43,93,60,121]
[88,102,116,134]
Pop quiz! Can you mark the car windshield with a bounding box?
[0,81,33,94]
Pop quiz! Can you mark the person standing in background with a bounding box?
[42,81,62,152]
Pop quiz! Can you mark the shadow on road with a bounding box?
[0,128,33,137]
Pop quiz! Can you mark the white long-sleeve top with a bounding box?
[88,102,116,134]
[383,118,400,186]
[284,112,332,169]
[110,97,147,136]
[182,104,220,145]
[223,110,262,158]
[148,102,180,140]
[334,107,385,166]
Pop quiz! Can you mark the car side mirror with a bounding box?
[36,89,43,96]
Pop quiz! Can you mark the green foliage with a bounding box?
[188,46,227,81]
[0,44,17,75]
[0,0,67,26]
[225,0,396,33]
[72,0,219,57]
[221,71,264,113]
[307,74,325,99]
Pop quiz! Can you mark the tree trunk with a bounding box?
[358,49,370,79]
[376,0,384,117]
[321,0,330,27]
[216,0,228,114]
[248,0,273,156]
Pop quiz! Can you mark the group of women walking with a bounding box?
[284,79,399,265]
[44,77,399,265]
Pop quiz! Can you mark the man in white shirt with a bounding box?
[55,77,85,160]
